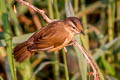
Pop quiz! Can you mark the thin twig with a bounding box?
[88,63,91,80]
[16,0,52,23]
[72,39,104,80]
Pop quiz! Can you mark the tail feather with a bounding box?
[13,41,34,62]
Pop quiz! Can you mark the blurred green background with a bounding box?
[0,0,120,80]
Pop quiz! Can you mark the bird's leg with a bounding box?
[64,47,67,53]
[67,42,75,46]
[66,40,76,47]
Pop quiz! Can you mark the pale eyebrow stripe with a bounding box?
[71,20,77,27]
[69,21,76,27]
[69,21,80,32]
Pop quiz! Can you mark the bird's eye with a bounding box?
[72,26,76,29]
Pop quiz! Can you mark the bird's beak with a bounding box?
[81,31,85,35]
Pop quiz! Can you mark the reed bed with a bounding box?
[0,0,120,80]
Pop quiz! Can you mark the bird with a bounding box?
[13,17,84,62]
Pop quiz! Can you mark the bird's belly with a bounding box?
[48,34,74,52]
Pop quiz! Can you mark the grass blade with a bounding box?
[65,0,87,80]
[1,6,17,80]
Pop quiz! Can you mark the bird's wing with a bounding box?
[27,27,57,51]
[27,21,62,42]
[28,30,68,52]
[27,21,69,52]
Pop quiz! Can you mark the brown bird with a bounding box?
[13,17,84,62]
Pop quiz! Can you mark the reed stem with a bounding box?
[54,51,60,80]
[53,0,60,19]
[62,50,69,80]
[2,12,17,80]
[48,0,54,19]
[74,0,79,13]
[6,0,23,36]
[79,0,88,79]
[0,0,17,80]
[80,0,89,50]
[108,0,115,41]
[53,0,60,79]
[117,0,120,36]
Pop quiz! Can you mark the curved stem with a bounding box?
[16,0,52,23]
[72,39,104,80]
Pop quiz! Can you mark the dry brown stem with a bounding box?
[16,0,52,23]
[72,39,104,80]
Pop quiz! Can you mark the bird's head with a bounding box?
[64,17,85,35]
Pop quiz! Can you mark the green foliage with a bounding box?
[0,0,120,80]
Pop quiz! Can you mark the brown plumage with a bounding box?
[13,17,84,62]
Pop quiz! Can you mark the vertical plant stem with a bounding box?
[80,0,88,79]
[2,14,16,80]
[108,0,115,41]
[53,0,60,80]
[18,60,35,80]
[62,50,69,80]
[53,0,60,19]
[8,1,35,80]
[48,0,54,19]
[80,0,89,50]
[0,0,17,80]
[6,0,23,36]
[74,0,79,13]
[112,1,115,24]
[0,0,6,59]
[54,51,59,80]
[48,0,59,79]
[117,0,120,36]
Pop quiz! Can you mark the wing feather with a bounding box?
[27,21,70,52]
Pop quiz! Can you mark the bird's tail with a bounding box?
[13,41,34,62]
